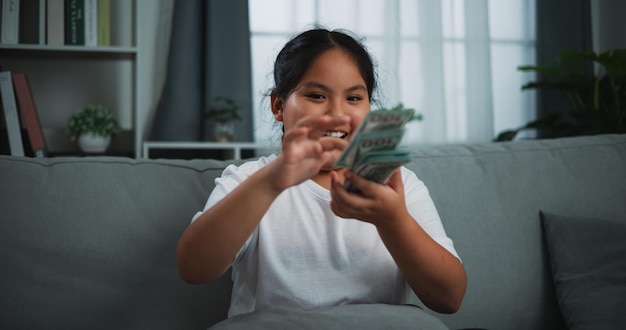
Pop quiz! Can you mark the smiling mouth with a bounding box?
[324,131,347,138]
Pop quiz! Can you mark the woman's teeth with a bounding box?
[324,131,347,138]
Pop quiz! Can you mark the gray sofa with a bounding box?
[1,134,625,330]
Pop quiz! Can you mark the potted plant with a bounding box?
[205,96,242,142]
[495,48,626,141]
[68,104,120,153]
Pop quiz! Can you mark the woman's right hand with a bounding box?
[268,114,349,192]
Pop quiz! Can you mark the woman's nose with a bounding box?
[326,100,345,117]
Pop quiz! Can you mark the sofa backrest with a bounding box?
[0,156,237,329]
[405,134,626,330]
[1,134,625,330]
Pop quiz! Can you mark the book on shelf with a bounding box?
[0,103,8,155]
[84,0,97,46]
[18,0,45,44]
[46,0,65,45]
[97,0,110,46]
[12,72,47,157]
[1,0,20,44]
[65,0,84,45]
[0,71,25,156]
[38,0,46,44]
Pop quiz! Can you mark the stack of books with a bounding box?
[0,0,111,47]
[0,70,47,157]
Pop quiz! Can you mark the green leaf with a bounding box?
[67,104,120,140]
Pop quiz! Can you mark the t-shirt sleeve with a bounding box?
[401,167,461,261]
[190,163,245,223]
[189,157,274,263]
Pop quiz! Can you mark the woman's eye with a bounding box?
[308,93,325,100]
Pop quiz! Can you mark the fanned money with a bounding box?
[334,109,414,193]
[344,150,412,193]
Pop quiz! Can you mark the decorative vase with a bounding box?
[214,122,235,142]
[78,133,111,153]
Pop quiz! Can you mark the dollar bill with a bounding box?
[333,108,415,193]
[334,109,414,168]
[344,149,412,193]
[354,109,415,134]
[335,129,405,169]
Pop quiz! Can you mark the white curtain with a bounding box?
[362,0,494,144]
[139,0,535,149]
[249,0,527,145]
[136,0,175,153]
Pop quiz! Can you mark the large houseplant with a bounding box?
[68,104,120,153]
[495,48,626,141]
[205,96,242,142]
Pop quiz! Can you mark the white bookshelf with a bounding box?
[0,0,145,157]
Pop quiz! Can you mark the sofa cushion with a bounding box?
[0,156,238,329]
[540,211,626,330]
[209,304,449,330]
[409,134,626,330]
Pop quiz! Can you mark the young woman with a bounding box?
[176,28,466,317]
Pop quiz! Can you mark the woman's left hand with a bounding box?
[331,169,467,314]
[329,169,409,227]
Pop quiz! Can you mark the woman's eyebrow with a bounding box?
[300,81,330,91]
[300,81,367,93]
[346,85,368,93]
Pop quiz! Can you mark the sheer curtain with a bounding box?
[249,0,536,145]
[136,0,174,153]
[379,0,494,143]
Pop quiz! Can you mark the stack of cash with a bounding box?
[334,109,415,193]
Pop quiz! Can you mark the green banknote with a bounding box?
[333,108,414,193]
[344,149,412,193]
[354,109,415,134]
[336,129,405,169]
[334,109,414,168]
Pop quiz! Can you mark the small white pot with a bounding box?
[214,122,235,142]
[78,133,111,153]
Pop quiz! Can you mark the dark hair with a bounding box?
[272,28,377,102]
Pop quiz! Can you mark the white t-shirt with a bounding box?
[192,154,459,317]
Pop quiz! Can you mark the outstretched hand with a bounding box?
[268,115,350,192]
[329,169,409,227]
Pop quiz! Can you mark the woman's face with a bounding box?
[271,48,371,168]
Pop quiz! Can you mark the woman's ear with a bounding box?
[270,92,284,122]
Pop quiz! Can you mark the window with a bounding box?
[249,0,536,144]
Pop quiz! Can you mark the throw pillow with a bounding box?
[540,211,626,330]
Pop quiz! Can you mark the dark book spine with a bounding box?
[12,73,47,157]
[65,0,84,45]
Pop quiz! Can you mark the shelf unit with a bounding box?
[0,0,143,157]
[143,141,279,160]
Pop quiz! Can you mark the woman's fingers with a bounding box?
[282,115,350,162]
[294,115,350,140]
[330,169,406,225]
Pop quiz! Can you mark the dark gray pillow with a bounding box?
[209,304,449,329]
[540,211,626,330]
